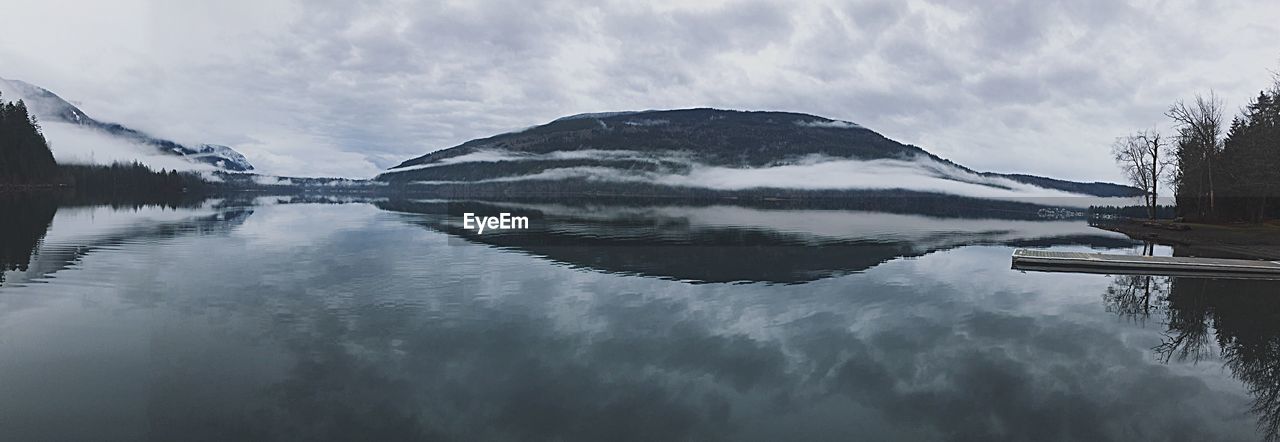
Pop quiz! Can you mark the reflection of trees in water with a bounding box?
[1110,275,1280,440]
[1100,243,1164,324]
[1153,279,1217,364]
[0,195,57,284]
[1103,275,1166,325]
[1189,280,1280,442]
[377,199,1140,284]
[1,197,254,288]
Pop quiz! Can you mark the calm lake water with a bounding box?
[1,197,1278,441]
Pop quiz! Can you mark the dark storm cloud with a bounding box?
[1,0,1276,179]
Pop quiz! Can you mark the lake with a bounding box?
[1,196,1277,441]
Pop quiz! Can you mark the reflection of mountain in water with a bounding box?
[379,199,1137,284]
[0,201,254,287]
[1105,275,1280,440]
[0,196,58,284]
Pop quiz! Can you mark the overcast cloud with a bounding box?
[1,0,1277,180]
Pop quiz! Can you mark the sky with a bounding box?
[1,0,1277,180]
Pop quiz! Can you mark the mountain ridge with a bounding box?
[0,78,253,171]
[379,108,1140,198]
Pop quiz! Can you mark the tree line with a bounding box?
[59,162,207,205]
[0,93,60,185]
[0,91,206,201]
[1113,76,1280,221]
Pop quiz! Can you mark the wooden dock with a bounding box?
[1011,249,1280,279]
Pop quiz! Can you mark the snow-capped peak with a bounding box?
[0,78,91,125]
[191,144,254,172]
[0,77,254,172]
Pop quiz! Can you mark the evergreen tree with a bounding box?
[1167,93,1224,220]
[1,91,204,202]
[0,93,60,185]
[1165,80,1280,222]
[1218,90,1280,221]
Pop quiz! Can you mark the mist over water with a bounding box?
[397,149,1142,207]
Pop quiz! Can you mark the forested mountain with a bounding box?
[1,91,209,204]
[378,108,1140,199]
[0,78,253,171]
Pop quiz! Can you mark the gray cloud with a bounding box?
[1,0,1277,179]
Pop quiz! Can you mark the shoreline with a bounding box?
[0,184,68,191]
[1092,218,1280,260]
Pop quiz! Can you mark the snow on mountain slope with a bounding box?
[553,111,645,122]
[191,144,254,171]
[0,77,254,171]
[0,78,90,124]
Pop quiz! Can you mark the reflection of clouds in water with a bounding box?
[388,200,1140,283]
[41,205,220,243]
[483,201,1131,250]
[1,204,254,294]
[0,204,1260,440]
[234,204,388,248]
[220,209,1260,438]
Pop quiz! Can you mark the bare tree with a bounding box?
[1166,92,1224,218]
[1102,274,1167,325]
[1113,129,1171,219]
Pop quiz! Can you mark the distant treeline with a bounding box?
[1088,205,1176,219]
[0,92,205,204]
[59,162,208,206]
[1115,75,1280,222]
